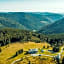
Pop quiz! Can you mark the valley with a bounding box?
[0,12,63,30]
[0,12,64,64]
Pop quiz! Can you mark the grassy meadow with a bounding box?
[0,42,53,64]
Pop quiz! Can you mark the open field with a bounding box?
[0,42,53,64]
[15,55,57,64]
[0,42,64,64]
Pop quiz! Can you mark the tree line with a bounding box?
[0,28,64,47]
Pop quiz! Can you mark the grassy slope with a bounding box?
[15,56,57,64]
[0,42,52,64]
[0,42,64,64]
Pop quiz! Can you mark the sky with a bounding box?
[0,0,64,13]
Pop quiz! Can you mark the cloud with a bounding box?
[0,0,64,13]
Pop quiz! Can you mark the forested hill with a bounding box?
[0,12,63,30]
[0,28,64,47]
[38,18,64,34]
[34,12,63,22]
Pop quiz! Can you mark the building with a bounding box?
[28,48,38,54]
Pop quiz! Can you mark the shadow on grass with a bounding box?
[7,49,23,60]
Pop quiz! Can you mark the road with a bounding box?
[11,56,30,64]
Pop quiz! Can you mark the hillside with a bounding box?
[0,12,63,30]
[31,12,63,22]
[0,17,26,29]
[38,18,64,34]
[0,42,56,64]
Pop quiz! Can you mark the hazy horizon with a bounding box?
[0,0,64,13]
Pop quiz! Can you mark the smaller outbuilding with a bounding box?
[48,50,55,53]
[28,48,38,54]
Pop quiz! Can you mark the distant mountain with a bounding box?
[38,18,64,34]
[35,12,63,22]
[0,12,63,30]
[0,16,26,29]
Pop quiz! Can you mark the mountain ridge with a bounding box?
[0,12,63,30]
[38,17,64,34]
